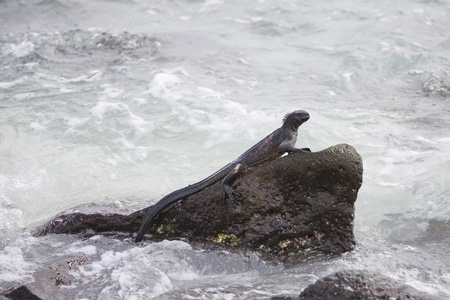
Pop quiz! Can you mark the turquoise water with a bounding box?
[1,0,449,298]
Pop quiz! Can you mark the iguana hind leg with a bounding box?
[221,162,247,207]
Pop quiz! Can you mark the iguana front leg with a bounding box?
[221,162,247,206]
[279,139,311,153]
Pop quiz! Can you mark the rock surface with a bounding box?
[297,270,435,300]
[37,144,363,261]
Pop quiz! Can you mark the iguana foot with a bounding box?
[287,147,311,154]
[222,185,241,207]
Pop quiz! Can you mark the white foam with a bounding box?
[66,117,89,128]
[0,76,28,89]
[129,111,149,132]
[64,243,97,256]
[132,97,148,104]
[102,86,123,99]
[29,122,46,131]
[58,70,103,83]
[89,96,151,133]
[14,92,36,101]
[0,244,34,283]
[74,240,198,298]
[4,40,35,58]
[148,69,185,99]
[0,200,23,231]
[89,101,126,119]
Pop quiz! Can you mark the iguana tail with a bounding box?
[135,163,235,243]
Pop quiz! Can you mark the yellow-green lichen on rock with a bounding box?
[215,233,239,247]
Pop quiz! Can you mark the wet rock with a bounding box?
[158,287,297,300]
[380,215,450,245]
[270,296,298,300]
[37,144,363,261]
[3,256,89,300]
[298,270,435,300]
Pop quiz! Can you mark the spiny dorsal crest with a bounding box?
[282,111,294,124]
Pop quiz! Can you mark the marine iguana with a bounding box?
[135,110,311,242]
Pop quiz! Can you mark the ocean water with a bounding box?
[0,0,449,299]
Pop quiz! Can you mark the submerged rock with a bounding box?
[4,256,89,300]
[297,270,435,300]
[37,144,363,261]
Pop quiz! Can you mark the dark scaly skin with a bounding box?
[135,110,311,242]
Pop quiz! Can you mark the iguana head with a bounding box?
[282,110,310,131]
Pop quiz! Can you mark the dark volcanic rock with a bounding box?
[37,144,363,261]
[298,270,435,300]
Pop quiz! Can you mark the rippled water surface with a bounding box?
[1,0,449,299]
